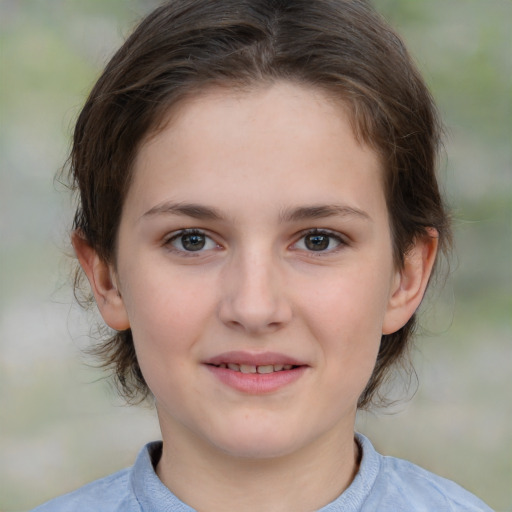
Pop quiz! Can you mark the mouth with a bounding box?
[203,352,308,393]
[207,363,300,374]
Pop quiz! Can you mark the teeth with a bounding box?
[257,365,274,374]
[220,363,296,373]
[240,364,257,374]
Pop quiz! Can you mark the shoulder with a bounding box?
[30,468,138,512]
[30,441,197,512]
[356,434,493,512]
[375,455,493,511]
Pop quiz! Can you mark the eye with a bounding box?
[166,229,218,252]
[293,230,344,252]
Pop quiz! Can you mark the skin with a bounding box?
[74,82,438,511]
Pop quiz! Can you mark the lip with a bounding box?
[203,351,309,394]
[204,351,307,367]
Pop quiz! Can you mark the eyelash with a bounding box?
[164,228,347,255]
[164,229,220,254]
[292,229,347,254]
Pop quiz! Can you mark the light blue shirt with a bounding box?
[32,434,493,511]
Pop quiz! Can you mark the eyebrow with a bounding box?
[279,204,371,223]
[141,202,224,221]
[141,201,371,223]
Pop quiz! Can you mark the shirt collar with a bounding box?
[129,433,380,511]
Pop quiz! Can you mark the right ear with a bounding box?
[71,231,130,331]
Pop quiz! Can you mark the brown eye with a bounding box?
[304,234,331,251]
[167,230,217,252]
[181,233,206,251]
[293,230,344,253]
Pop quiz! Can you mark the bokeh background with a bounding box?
[1,0,510,510]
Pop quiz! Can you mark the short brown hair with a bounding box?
[68,0,451,407]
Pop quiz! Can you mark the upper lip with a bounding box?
[204,351,308,367]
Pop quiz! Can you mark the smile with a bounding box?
[204,352,308,394]
[210,363,297,374]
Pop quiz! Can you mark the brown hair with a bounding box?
[69,0,451,407]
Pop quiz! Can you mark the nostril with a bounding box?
[225,319,245,331]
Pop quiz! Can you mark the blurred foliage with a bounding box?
[1,0,510,510]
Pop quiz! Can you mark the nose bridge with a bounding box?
[218,241,291,333]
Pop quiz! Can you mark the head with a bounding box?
[69,0,451,409]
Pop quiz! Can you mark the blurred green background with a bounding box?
[0,1,510,510]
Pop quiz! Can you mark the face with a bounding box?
[101,83,415,459]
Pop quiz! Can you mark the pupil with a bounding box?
[182,233,205,251]
[305,234,329,251]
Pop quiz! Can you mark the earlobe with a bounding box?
[71,231,130,331]
[382,229,439,335]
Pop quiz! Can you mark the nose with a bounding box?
[217,249,293,335]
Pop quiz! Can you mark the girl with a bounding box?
[34,0,492,510]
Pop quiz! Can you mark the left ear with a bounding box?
[382,229,439,335]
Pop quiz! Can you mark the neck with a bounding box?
[156,418,360,512]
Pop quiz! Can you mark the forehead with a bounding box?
[139,81,375,164]
[127,82,386,223]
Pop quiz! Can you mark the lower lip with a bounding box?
[204,365,308,394]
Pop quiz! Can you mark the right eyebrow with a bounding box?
[140,201,224,222]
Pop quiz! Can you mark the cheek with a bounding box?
[121,271,215,374]
[298,264,393,378]
[303,264,391,336]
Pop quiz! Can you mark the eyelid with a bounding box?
[162,227,348,255]
[291,228,348,253]
[163,228,221,253]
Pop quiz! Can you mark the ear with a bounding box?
[72,231,130,331]
[382,229,439,335]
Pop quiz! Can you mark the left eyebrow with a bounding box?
[279,204,371,223]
